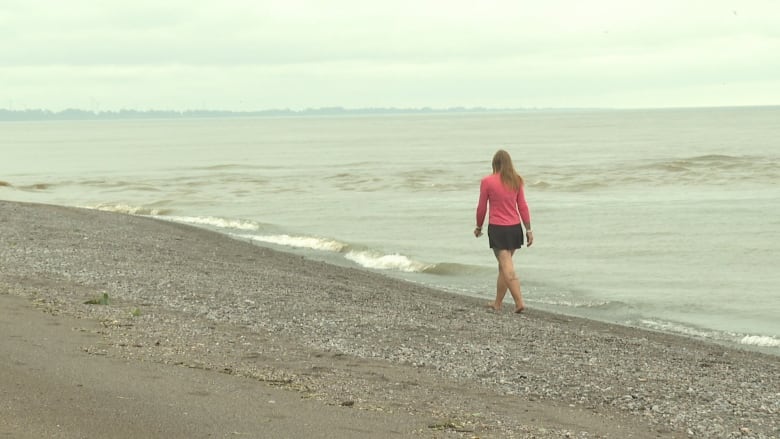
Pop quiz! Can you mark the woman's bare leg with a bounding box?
[495,249,525,312]
[487,271,508,311]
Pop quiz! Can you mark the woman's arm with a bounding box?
[516,185,531,229]
[517,186,533,246]
[476,178,489,229]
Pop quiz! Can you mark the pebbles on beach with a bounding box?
[1,201,778,438]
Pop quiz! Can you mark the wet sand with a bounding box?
[1,200,777,438]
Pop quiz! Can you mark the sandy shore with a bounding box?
[1,200,777,438]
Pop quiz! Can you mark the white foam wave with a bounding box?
[345,250,433,273]
[639,320,780,349]
[242,234,347,252]
[88,203,170,216]
[740,335,780,348]
[533,297,614,308]
[638,319,716,339]
[164,215,260,231]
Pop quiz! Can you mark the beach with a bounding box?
[4,109,780,349]
[1,200,778,438]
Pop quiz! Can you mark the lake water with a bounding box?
[2,107,779,353]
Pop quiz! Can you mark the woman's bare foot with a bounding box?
[485,302,502,312]
[514,306,525,313]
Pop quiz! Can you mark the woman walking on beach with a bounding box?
[474,149,533,313]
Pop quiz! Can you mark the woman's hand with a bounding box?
[474,227,483,238]
[526,230,534,247]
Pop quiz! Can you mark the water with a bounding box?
[2,107,779,353]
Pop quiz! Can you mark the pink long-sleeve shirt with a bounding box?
[476,173,531,227]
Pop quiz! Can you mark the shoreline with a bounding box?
[1,200,778,438]
[258,240,780,358]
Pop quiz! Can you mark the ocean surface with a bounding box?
[2,107,779,353]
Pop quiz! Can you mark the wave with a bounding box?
[639,154,777,181]
[638,319,779,350]
[324,168,476,193]
[530,154,778,192]
[233,231,480,275]
[532,297,619,309]
[191,163,282,171]
[239,233,348,252]
[397,168,469,192]
[740,335,780,348]
[88,203,174,216]
[233,231,438,273]
[676,154,744,164]
[638,318,722,339]
[0,180,12,187]
[79,179,157,190]
[529,179,610,192]
[164,216,262,231]
[197,164,261,171]
[345,250,434,273]
[529,180,551,189]
[640,155,739,173]
[85,207,265,232]
[17,183,52,191]
[422,262,491,276]
[147,212,481,276]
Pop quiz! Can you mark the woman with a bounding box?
[474,149,533,313]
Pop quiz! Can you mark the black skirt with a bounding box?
[487,224,524,250]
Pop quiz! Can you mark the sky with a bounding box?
[1,0,779,111]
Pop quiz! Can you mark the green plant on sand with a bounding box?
[84,292,110,305]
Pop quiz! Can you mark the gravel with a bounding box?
[1,200,778,438]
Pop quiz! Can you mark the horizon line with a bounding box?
[1,104,777,121]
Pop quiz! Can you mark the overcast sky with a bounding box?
[2,0,779,111]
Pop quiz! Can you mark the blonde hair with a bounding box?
[491,149,524,191]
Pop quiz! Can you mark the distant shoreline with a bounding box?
[0,106,594,122]
[2,105,777,121]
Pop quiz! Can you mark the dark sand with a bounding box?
[0,294,430,438]
[1,201,777,438]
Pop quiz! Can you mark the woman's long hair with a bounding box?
[492,149,524,191]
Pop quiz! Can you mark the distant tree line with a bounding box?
[0,106,516,121]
